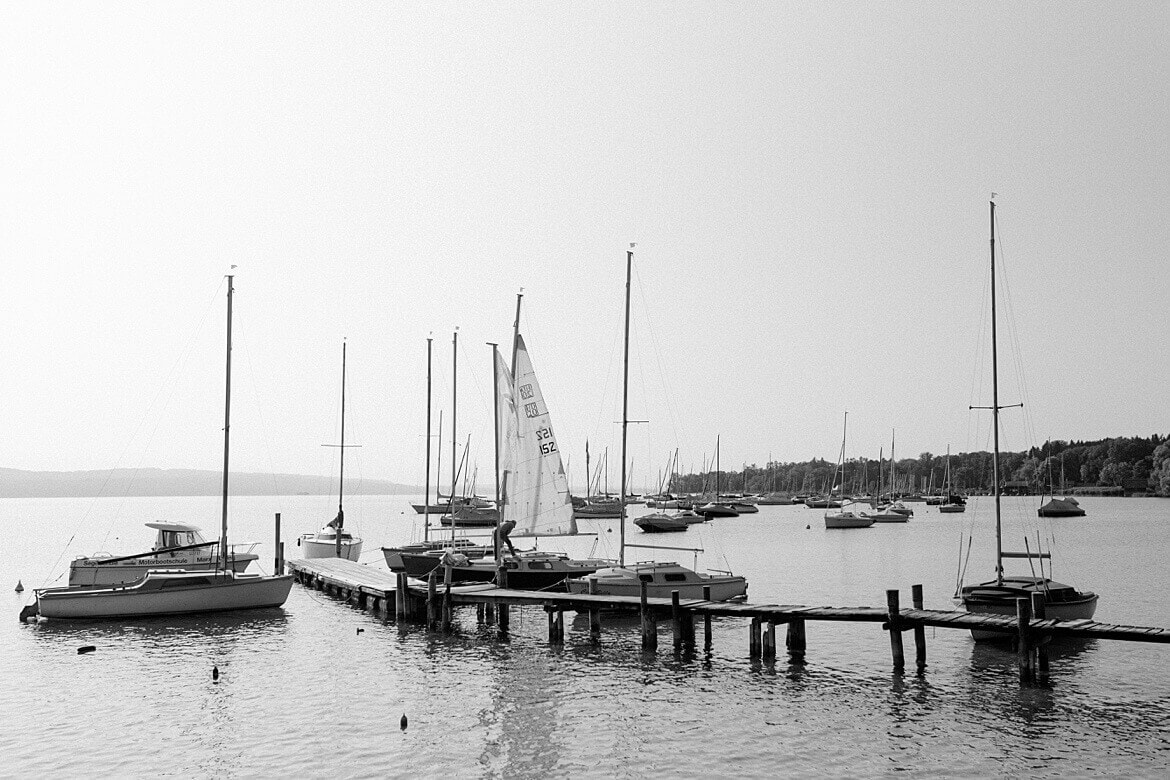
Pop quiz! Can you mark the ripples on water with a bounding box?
[4,495,1170,777]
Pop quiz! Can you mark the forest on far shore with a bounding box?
[667,435,1170,497]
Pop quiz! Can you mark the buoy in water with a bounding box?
[77,645,96,655]
[212,665,219,681]
[357,628,364,634]
[400,713,408,730]
[806,524,811,530]
[15,580,23,593]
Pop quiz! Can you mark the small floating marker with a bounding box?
[77,645,96,655]
[357,627,364,634]
[15,580,23,593]
[400,713,408,731]
[806,524,811,530]
[212,665,219,681]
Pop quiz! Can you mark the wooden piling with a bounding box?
[1016,597,1034,683]
[427,570,438,629]
[749,617,762,659]
[274,513,282,574]
[555,609,565,644]
[786,618,806,661]
[640,581,657,651]
[588,578,601,640]
[763,621,776,662]
[1030,592,1049,682]
[887,589,905,671]
[912,583,927,673]
[496,561,509,631]
[672,591,683,650]
[547,606,557,644]
[702,585,713,649]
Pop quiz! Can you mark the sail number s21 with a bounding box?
[536,426,558,455]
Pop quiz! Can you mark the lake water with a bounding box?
[4,494,1169,778]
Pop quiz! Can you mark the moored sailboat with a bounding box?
[26,275,293,620]
[957,200,1097,638]
[568,249,747,601]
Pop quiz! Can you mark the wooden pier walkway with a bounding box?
[286,557,1170,685]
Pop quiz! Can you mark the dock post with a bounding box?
[702,585,712,649]
[477,603,485,623]
[1030,592,1049,683]
[588,578,601,641]
[640,581,657,651]
[496,562,509,631]
[427,570,438,630]
[1016,597,1034,683]
[763,620,776,662]
[394,573,405,620]
[274,513,282,573]
[547,605,557,644]
[887,589,905,672]
[442,566,453,632]
[672,590,683,650]
[749,617,761,659]
[786,618,806,662]
[911,583,927,673]
[556,609,565,644]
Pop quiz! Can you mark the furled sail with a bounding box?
[497,334,576,536]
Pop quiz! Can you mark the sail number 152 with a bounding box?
[536,426,558,454]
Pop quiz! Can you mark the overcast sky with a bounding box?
[2,2,1167,491]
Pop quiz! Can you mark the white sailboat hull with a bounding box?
[35,570,294,620]
[567,562,748,602]
[299,535,363,561]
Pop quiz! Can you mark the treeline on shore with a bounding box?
[668,434,1170,498]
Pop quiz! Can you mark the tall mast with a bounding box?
[220,275,233,569]
[337,340,347,558]
[990,199,1003,582]
[619,249,632,566]
[489,341,501,560]
[511,290,523,375]
[451,328,458,515]
[424,337,432,542]
[715,435,721,498]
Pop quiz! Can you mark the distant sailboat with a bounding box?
[824,412,873,529]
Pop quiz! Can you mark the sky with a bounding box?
[2,2,1167,492]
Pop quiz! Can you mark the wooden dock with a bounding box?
[286,557,1170,685]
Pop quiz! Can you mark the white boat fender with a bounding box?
[14,580,23,593]
[77,646,96,655]
[400,713,408,730]
[212,665,219,681]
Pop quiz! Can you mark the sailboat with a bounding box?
[300,340,364,560]
[27,276,293,620]
[418,298,610,588]
[697,436,740,517]
[1037,451,1086,517]
[863,430,912,522]
[938,445,966,514]
[958,200,1098,636]
[568,249,748,601]
[824,412,873,529]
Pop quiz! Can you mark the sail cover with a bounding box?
[497,334,576,536]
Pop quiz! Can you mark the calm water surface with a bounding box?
[4,494,1169,777]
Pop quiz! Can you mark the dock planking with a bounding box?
[285,557,1170,684]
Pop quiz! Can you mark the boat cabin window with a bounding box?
[527,561,552,570]
[157,529,203,548]
[664,573,688,582]
[161,576,210,588]
[638,574,654,583]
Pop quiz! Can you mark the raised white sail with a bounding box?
[497,334,576,537]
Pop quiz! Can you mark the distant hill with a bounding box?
[0,467,418,498]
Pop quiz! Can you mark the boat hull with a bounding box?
[299,536,363,561]
[567,562,748,602]
[824,513,874,529]
[35,571,294,620]
[961,576,1099,641]
[69,547,257,587]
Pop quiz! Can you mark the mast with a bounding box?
[424,337,432,542]
[451,328,458,518]
[220,275,233,569]
[511,290,523,375]
[489,341,501,561]
[337,340,347,558]
[715,436,720,499]
[619,249,632,566]
[990,199,1003,582]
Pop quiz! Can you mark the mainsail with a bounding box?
[496,334,576,536]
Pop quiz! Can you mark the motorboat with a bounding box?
[634,512,690,533]
[68,522,258,587]
[824,510,874,529]
[1037,497,1086,517]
